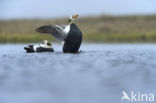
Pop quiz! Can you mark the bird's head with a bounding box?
[68,14,79,24]
[42,40,52,46]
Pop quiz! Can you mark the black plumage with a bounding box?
[24,45,54,53]
[63,23,82,53]
[24,40,54,53]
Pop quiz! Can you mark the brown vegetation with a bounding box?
[0,15,156,43]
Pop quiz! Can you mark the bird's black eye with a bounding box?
[47,43,51,46]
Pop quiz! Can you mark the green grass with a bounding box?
[1,32,156,43]
[0,34,56,43]
[84,32,156,43]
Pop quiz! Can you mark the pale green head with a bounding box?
[69,14,79,24]
[42,40,52,47]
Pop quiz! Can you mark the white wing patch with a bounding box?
[64,25,70,34]
[55,25,70,34]
[55,25,65,31]
[33,44,40,51]
[33,44,52,51]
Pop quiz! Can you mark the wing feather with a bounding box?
[36,25,67,41]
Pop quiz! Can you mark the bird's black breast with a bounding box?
[63,23,82,53]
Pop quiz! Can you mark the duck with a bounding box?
[24,40,54,53]
[36,14,82,53]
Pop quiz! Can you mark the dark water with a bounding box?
[0,44,156,103]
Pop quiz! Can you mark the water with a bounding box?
[0,44,156,103]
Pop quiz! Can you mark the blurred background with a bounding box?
[0,0,156,43]
[1,1,156,103]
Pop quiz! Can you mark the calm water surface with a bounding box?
[0,44,156,103]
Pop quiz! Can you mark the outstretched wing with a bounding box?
[36,25,67,41]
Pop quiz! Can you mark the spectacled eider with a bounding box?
[24,40,54,53]
[36,14,82,53]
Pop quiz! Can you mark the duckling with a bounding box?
[24,40,54,53]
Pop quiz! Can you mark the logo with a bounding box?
[121,91,155,102]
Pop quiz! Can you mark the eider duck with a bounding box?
[36,14,82,53]
[24,40,54,53]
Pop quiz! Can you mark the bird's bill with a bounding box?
[74,14,79,19]
[69,14,79,24]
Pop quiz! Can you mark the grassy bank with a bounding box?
[1,15,156,43]
[1,32,156,43]
[0,34,56,43]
